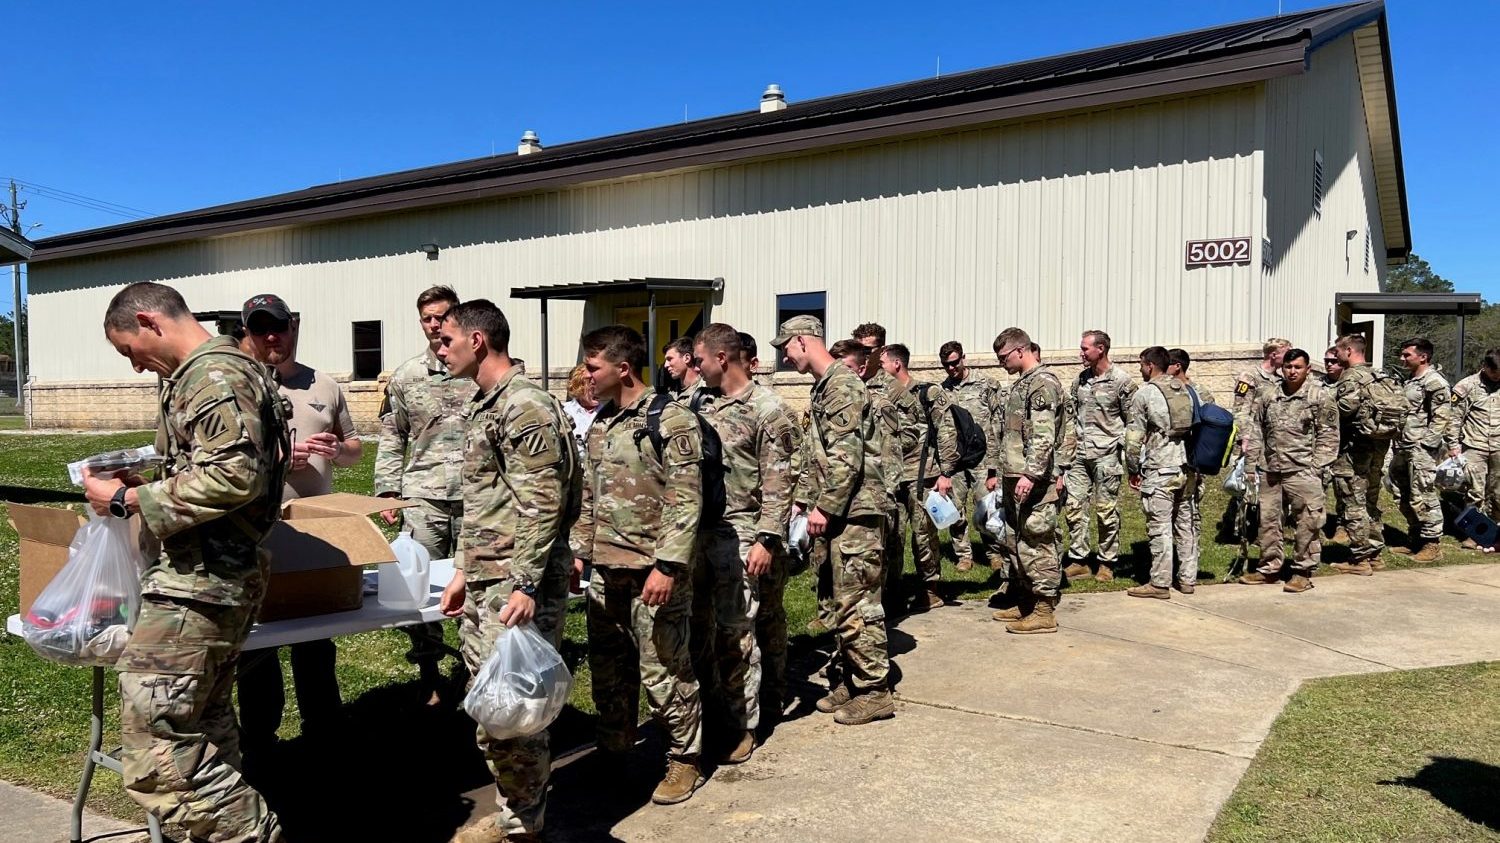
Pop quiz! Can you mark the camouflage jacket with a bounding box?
[697,382,800,539]
[1071,364,1137,459]
[943,371,1004,469]
[571,388,703,570]
[136,336,285,607]
[798,364,887,519]
[884,380,927,485]
[1452,372,1500,452]
[1399,368,1456,452]
[1244,379,1339,473]
[458,367,581,585]
[902,381,960,484]
[1332,363,1377,446]
[1125,377,1187,476]
[375,348,470,501]
[1233,366,1281,447]
[996,364,1074,501]
[1189,380,1217,407]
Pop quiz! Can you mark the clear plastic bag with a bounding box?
[978,489,1007,541]
[1222,457,1248,497]
[1436,454,1470,492]
[463,621,572,740]
[22,515,143,666]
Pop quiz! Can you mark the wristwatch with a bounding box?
[109,487,129,519]
[511,579,538,598]
[755,532,783,553]
[653,559,683,577]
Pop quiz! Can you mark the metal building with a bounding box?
[23,1,1408,429]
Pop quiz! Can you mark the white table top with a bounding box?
[7,560,457,652]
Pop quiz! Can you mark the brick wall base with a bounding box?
[25,344,1262,432]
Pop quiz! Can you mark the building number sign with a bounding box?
[1184,237,1252,267]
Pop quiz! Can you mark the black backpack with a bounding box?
[637,391,728,527]
[916,384,987,473]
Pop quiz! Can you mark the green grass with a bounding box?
[0,431,1491,822]
[1209,662,1500,842]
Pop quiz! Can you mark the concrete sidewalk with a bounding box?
[0,778,147,843]
[544,562,1500,842]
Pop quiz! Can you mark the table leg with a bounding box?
[70,667,103,843]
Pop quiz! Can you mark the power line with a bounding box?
[6,177,155,216]
[1,177,154,220]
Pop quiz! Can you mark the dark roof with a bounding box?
[0,227,33,265]
[1336,292,1483,316]
[34,1,1398,263]
[511,277,723,301]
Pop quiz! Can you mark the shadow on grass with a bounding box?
[1382,756,1500,830]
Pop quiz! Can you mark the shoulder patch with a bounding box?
[1029,391,1051,412]
[1235,381,1251,397]
[192,397,245,451]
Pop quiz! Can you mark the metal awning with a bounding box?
[1336,292,1485,373]
[510,277,723,389]
[0,227,33,266]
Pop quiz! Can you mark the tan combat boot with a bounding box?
[992,593,1034,622]
[1283,574,1314,593]
[1461,537,1480,550]
[816,682,852,713]
[923,589,944,610]
[651,759,704,805]
[450,813,514,843]
[1329,560,1374,576]
[724,730,756,765]
[1127,584,1170,599]
[1412,542,1442,563]
[1238,571,1278,585]
[806,617,831,635]
[1006,596,1059,634]
[1369,556,1387,571]
[1094,564,1115,583]
[1063,561,1092,580]
[955,557,975,573]
[1174,581,1196,594]
[834,689,896,725]
[1331,527,1351,545]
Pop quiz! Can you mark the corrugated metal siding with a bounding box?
[1262,34,1386,353]
[29,86,1263,382]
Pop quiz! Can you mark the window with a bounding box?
[352,321,383,380]
[775,291,827,371]
[1312,149,1324,218]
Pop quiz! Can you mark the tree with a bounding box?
[1380,254,1498,376]
[0,305,26,373]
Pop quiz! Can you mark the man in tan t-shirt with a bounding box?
[235,293,364,749]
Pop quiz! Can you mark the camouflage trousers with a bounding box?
[950,468,998,566]
[458,552,570,838]
[1462,447,1500,520]
[403,497,463,667]
[1063,451,1125,566]
[906,482,943,583]
[881,492,912,614]
[822,514,889,692]
[587,566,703,760]
[755,551,791,710]
[1391,445,1443,541]
[1256,469,1324,575]
[1140,470,1197,588]
[690,525,762,732]
[1002,478,1061,598]
[117,594,283,843]
[1331,441,1389,560]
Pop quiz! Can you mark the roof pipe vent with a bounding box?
[760,84,787,113]
[517,130,543,156]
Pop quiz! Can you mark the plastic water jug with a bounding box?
[379,532,432,611]
[925,489,960,530]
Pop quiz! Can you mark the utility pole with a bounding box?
[8,180,23,407]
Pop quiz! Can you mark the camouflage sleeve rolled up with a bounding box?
[569,419,603,563]
[136,367,269,540]
[373,377,410,497]
[929,386,960,478]
[813,373,867,516]
[656,403,704,567]
[1312,392,1340,469]
[754,401,799,539]
[495,395,576,585]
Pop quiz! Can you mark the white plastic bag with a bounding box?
[1436,454,1470,492]
[463,621,572,740]
[22,515,143,666]
[977,489,1007,541]
[787,513,810,560]
[1222,457,1248,497]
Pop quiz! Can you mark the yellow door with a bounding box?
[614,304,705,355]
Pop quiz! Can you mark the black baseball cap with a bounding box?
[242,293,292,324]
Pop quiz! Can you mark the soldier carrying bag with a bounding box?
[1354,370,1406,439]
[915,383,987,472]
[637,391,728,528]
[1185,386,1236,476]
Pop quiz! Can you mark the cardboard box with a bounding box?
[7,503,90,617]
[259,493,414,622]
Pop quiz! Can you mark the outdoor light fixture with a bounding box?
[419,242,440,260]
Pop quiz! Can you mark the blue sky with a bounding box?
[4,0,1496,313]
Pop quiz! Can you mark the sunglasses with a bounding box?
[1323,359,1339,366]
[247,318,291,336]
[942,357,963,369]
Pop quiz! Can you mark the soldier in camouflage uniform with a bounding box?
[988,328,1074,634]
[86,282,285,842]
[433,301,581,843]
[882,343,960,611]
[1064,330,1137,582]
[778,316,896,725]
[939,340,1007,572]
[1124,347,1191,599]
[1451,350,1500,547]
[1167,349,1214,589]
[1390,337,1456,561]
[689,324,798,761]
[375,285,469,702]
[1240,349,1340,592]
[571,325,707,805]
[1328,334,1391,572]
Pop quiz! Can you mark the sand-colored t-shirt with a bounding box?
[279,364,356,501]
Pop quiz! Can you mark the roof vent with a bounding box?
[760,84,787,113]
[518,130,543,156]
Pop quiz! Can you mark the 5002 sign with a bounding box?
[1184,237,1251,267]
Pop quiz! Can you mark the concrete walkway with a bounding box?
[0,779,147,843]
[11,563,1500,842]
